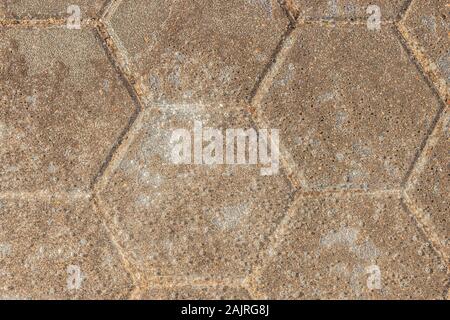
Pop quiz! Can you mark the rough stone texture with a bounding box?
[257,25,441,190]
[253,194,448,299]
[109,0,289,105]
[0,28,136,193]
[0,198,132,299]
[0,1,106,19]
[402,0,450,96]
[141,285,250,300]
[0,1,448,300]
[100,105,294,279]
[292,0,408,20]
[408,109,449,256]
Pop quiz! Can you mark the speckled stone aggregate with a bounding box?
[292,0,408,20]
[0,1,106,19]
[0,197,132,299]
[0,0,448,300]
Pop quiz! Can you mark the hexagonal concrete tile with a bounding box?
[292,0,408,20]
[0,197,132,299]
[99,104,294,279]
[408,109,449,256]
[402,0,450,96]
[0,28,136,192]
[0,0,106,19]
[140,285,250,300]
[256,25,442,190]
[108,0,289,105]
[252,194,448,299]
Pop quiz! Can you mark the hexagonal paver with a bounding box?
[108,0,289,105]
[100,104,294,279]
[408,109,449,256]
[0,198,132,299]
[257,25,441,190]
[252,194,448,299]
[292,0,408,20]
[0,28,136,192]
[140,285,250,300]
[403,0,450,96]
[0,1,106,19]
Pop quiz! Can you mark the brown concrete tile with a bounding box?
[108,0,289,105]
[253,194,448,299]
[257,25,441,190]
[402,0,450,96]
[408,109,449,256]
[292,0,407,20]
[100,104,294,279]
[0,0,106,19]
[0,28,136,192]
[141,285,250,300]
[0,198,132,299]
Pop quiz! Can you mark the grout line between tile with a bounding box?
[276,0,299,24]
[401,192,449,299]
[91,102,146,195]
[395,23,449,101]
[92,195,143,299]
[88,3,150,298]
[247,24,307,190]
[90,25,143,190]
[300,17,396,25]
[99,0,120,20]
[404,109,448,192]
[401,192,448,264]
[0,190,92,201]
[243,190,303,299]
[299,188,402,198]
[0,17,96,28]
[397,0,415,22]
[393,25,447,191]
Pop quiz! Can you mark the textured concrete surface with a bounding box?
[256,25,441,190]
[250,194,447,299]
[0,197,132,299]
[0,1,448,300]
[108,0,289,105]
[100,105,294,279]
[141,285,250,300]
[0,1,106,19]
[402,0,450,98]
[291,0,408,20]
[0,28,136,192]
[407,109,449,257]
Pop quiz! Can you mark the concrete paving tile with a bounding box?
[257,25,441,190]
[253,194,448,299]
[141,285,250,300]
[408,109,449,256]
[0,0,447,301]
[0,198,132,299]
[402,0,450,97]
[108,0,289,105]
[100,104,294,279]
[0,28,136,192]
[0,0,106,19]
[292,0,407,20]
